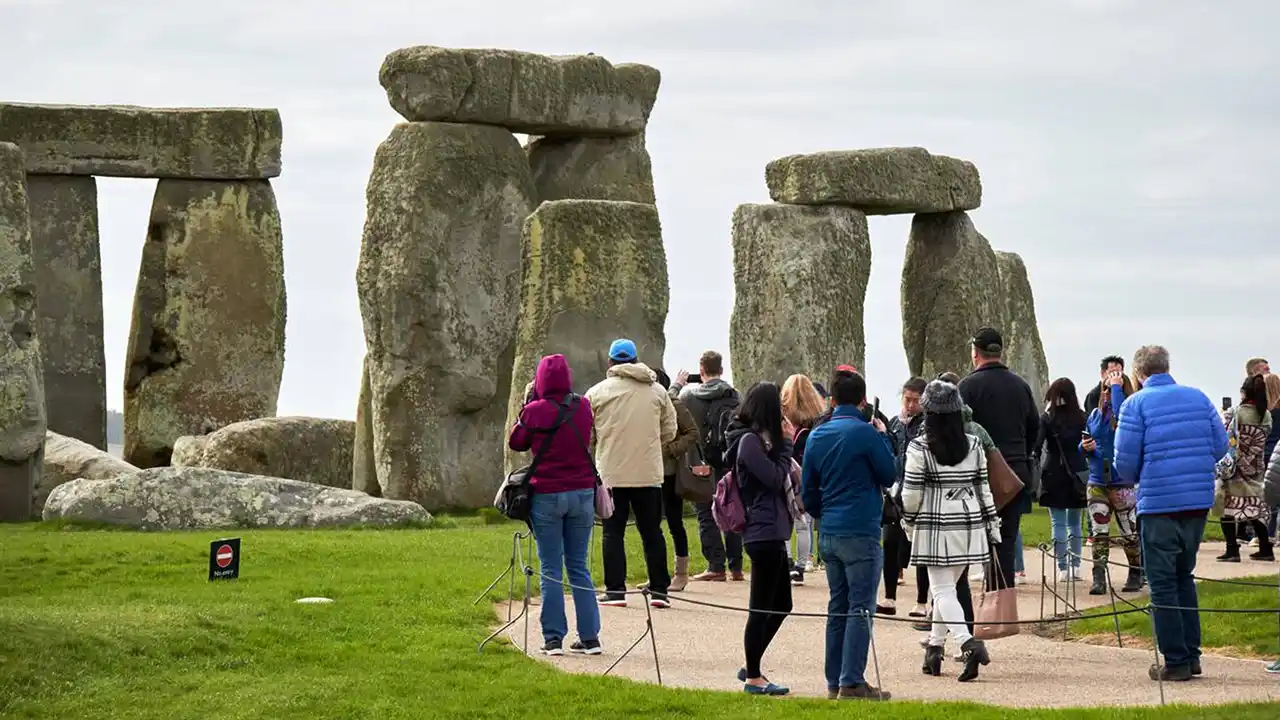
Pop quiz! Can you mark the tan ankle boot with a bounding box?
[670,556,690,592]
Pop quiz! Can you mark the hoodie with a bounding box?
[679,378,739,461]
[723,421,794,545]
[508,355,597,494]
[586,362,678,489]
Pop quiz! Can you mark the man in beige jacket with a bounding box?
[587,338,678,609]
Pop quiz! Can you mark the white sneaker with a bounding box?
[1016,572,1027,585]
[1057,569,1071,583]
[1070,567,1083,582]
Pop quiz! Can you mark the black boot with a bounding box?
[1089,565,1107,595]
[922,644,943,676]
[958,638,990,682]
[1121,567,1143,593]
[1218,519,1241,561]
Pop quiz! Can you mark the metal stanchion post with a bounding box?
[864,609,885,700]
[644,590,663,686]
[523,566,533,656]
[1147,605,1165,706]
[1039,545,1047,621]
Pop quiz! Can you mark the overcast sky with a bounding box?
[3,0,1277,419]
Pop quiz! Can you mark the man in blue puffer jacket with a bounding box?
[1114,345,1228,683]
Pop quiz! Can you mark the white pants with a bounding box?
[927,565,973,647]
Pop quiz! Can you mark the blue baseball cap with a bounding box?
[608,338,638,362]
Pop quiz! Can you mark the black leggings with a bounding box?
[660,474,689,557]
[916,565,975,630]
[743,541,792,679]
[882,523,910,600]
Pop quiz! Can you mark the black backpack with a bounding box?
[702,390,741,469]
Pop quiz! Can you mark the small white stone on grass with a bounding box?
[295,597,334,604]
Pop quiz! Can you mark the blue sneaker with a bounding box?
[1264,659,1280,674]
[744,682,789,696]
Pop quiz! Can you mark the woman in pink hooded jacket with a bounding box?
[509,354,601,657]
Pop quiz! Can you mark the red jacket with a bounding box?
[508,355,597,493]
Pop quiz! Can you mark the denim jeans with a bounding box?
[1049,508,1083,570]
[1140,512,1207,669]
[531,488,600,644]
[819,533,883,689]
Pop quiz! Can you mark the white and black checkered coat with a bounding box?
[900,435,1001,567]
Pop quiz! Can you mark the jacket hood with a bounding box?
[534,354,572,399]
[722,419,754,467]
[691,377,735,400]
[607,362,656,384]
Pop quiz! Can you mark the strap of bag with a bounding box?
[523,396,576,480]
[566,415,603,484]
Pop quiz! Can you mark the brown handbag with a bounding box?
[974,551,1021,640]
[985,449,1025,511]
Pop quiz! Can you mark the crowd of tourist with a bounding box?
[505,331,1280,695]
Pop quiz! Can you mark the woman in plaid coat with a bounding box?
[901,380,1001,682]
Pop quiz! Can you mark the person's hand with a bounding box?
[1082,437,1097,453]
[782,417,796,439]
[871,417,886,433]
[1106,370,1124,387]
[676,369,690,385]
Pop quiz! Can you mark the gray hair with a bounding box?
[1133,345,1171,377]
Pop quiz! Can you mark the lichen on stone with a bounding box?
[765,147,981,215]
[994,250,1050,404]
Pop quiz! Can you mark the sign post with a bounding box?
[208,538,241,581]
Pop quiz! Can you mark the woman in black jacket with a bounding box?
[1035,378,1088,582]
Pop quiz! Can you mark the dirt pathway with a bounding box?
[500,542,1279,708]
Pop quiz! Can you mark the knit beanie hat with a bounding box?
[921,379,963,414]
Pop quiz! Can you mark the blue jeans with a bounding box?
[1140,512,1207,669]
[1049,508,1083,570]
[819,533,883,689]
[1013,529,1025,573]
[531,488,600,644]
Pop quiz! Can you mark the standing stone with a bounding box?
[527,133,655,204]
[765,147,981,215]
[0,142,45,522]
[995,250,1050,404]
[357,122,535,511]
[351,355,379,496]
[505,199,668,470]
[26,175,106,449]
[901,211,1002,380]
[124,179,286,468]
[729,204,871,390]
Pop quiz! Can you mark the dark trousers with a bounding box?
[602,487,670,599]
[881,523,911,601]
[661,474,689,558]
[987,496,1024,591]
[1223,516,1271,554]
[695,501,743,573]
[743,541,792,678]
[916,565,974,629]
[1141,512,1207,668]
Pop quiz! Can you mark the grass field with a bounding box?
[1071,574,1280,659]
[2,518,1277,720]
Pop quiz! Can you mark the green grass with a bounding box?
[1,518,1276,720]
[1071,574,1280,658]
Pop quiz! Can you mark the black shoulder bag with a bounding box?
[494,396,576,526]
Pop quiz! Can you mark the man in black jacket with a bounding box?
[958,328,1040,591]
[1084,355,1126,414]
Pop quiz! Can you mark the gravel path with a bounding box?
[500,542,1280,708]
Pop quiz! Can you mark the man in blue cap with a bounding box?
[586,338,678,609]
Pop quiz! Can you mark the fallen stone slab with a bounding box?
[42,467,432,530]
[170,434,208,467]
[527,133,655,204]
[39,431,137,517]
[0,142,45,522]
[172,416,354,490]
[379,46,660,136]
[765,147,981,214]
[0,103,282,179]
[729,204,871,389]
[26,175,107,448]
[901,211,1002,379]
[995,250,1050,404]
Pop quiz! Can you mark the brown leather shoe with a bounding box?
[838,684,892,701]
[692,570,727,582]
[731,571,746,582]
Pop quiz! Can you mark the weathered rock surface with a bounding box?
[729,204,871,390]
[765,147,981,215]
[995,250,1050,404]
[357,122,535,511]
[527,133,655,204]
[901,211,1002,380]
[171,417,354,490]
[380,47,660,136]
[39,431,137,517]
[42,467,431,530]
[170,434,208,467]
[26,175,106,448]
[0,142,45,522]
[0,103,282,179]
[506,200,668,469]
[351,356,379,496]
[124,179,286,469]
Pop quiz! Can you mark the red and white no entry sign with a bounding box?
[215,544,234,568]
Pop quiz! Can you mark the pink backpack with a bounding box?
[712,470,746,533]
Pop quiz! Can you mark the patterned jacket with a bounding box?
[901,436,1001,567]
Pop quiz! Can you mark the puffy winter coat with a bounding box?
[1082,382,1131,487]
